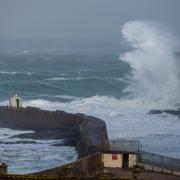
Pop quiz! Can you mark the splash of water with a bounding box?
[120,21,180,108]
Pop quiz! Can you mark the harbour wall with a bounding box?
[0,106,109,158]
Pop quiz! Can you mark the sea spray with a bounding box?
[120,21,180,108]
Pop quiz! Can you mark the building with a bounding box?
[103,139,139,168]
[9,94,22,108]
[0,163,8,175]
[102,152,137,169]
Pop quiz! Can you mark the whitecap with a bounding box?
[0,71,18,75]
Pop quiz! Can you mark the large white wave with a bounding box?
[120,21,180,108]
[20,96,180,140]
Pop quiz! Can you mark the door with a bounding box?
[123,154,129,168]
[16,99,20,107]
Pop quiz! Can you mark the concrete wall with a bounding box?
[77,115,109,157]
[34,153,103,177]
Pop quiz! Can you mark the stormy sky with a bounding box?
[0,0,180,53]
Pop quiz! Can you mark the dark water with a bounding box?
[0,53,129,101]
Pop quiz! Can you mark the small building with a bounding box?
[102,153,137,168]
[9,94,22,108]
[0,163,8,175]
[103,139,139,168]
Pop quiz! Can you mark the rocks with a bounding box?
[164,110,180,116]
[148,110,163,114]
[148,109,180,118]
[0,106,109,158]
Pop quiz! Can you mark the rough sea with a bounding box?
[0,21,180,173]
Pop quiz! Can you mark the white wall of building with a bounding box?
[129,154,137,167]
[102,154,123,168]
[102,153,137,168]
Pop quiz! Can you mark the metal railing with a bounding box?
[109,139,139,153]
[138,151,180,171]
[108,139,180,172]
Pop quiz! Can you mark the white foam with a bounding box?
[22,96,180,139]
[0,71,33,76]
[0,142,77,173]
[0,128,34,142]
[37,94,80,100]
[46,77,97,81]
[0,127,77,173]
[120,21,180,108]
[0,71,18,75]
[46,76,128,82]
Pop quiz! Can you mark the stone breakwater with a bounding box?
[0,106,109,158]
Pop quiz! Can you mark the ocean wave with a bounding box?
[51,95,80,100]
[120,21,180,108]
[22,95,176,112]
[37,94,80,100]
[46,77,86,81]
[0,71,18,75]
[0,128,34,141]
[45,76,128,82]
[5,50,32,55]
[19,96,180,139]
[0,127,76,173]
[0,71,33,76]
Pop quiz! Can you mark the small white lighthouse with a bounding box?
[9,94,22,108]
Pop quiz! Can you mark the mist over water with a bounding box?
[120,21,180,108]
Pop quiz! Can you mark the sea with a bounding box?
[0,21,180,173]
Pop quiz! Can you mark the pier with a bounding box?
[0,106,179,179]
